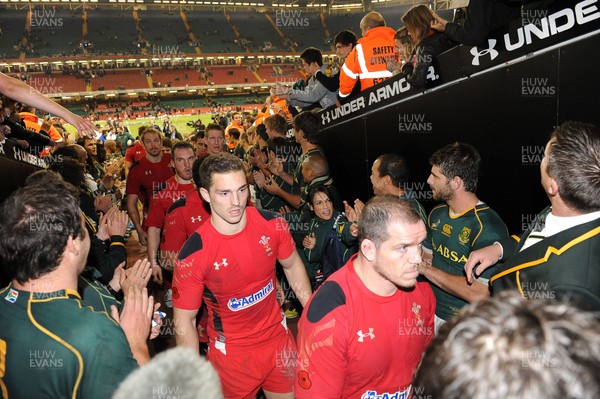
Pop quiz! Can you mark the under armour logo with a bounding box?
[321,112,331,125]
[145,170,152,176]
[357,328,375,342]
[191,216,202,223]
[470,39,499,66]
[213,258,228,270]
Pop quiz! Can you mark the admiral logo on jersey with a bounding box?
[227,280,274,311]
[360,387,411,399]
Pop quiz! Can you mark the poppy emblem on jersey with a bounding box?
[412,302,424,327]
[213,258,228,270]
[297,370,312,390]
[191,215,202,223]
[227,280,274,311]
[259,235,273,256]
[4,289,18,303]
[357,328,375,342]
[458,227,472,245]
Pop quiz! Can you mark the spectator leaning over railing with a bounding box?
[0,71,95,137]
[400,5,454,90]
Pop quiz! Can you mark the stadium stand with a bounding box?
[28,8,83,57]
[87,9,139,55]
[323,12,363,39]
[203,66,257,85]
[138,10,193,53]
[272,11,328,52]
[149,68,205,87]
[184,10,238,53]
[89,69,149,91]
[0,10,26,59]
[28,72,86,93]
[229,10,286,52]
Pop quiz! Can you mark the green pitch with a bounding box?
[65,114,215,140]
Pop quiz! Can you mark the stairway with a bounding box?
[320,11,334,52]
[180,10,202,54]
[263,12,296,53]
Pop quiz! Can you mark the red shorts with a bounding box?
[208,331,296,399]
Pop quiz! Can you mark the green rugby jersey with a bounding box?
[0,285,137,398]
[428,203,508,321]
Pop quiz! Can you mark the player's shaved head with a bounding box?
[304,154,329,178]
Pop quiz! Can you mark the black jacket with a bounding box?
[445,0,521,46]
[401,31,454,89]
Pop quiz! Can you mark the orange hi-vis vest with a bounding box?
[339,26,397,98]
[19,112,63,143]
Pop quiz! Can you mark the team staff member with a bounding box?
[295,196,434,398]
[173,153,311,399]
[465,121,600,311]
[0,177,153,398]
[126,128,174,246]
[419,142,508,332]
[338,11,397,98]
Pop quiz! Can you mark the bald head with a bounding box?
[69,144,88,164]
[360,11,386,35]
[302,154,329,183]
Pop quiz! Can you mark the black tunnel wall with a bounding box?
[318,31,600,235]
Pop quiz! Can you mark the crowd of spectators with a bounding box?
[1,3,599,398]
